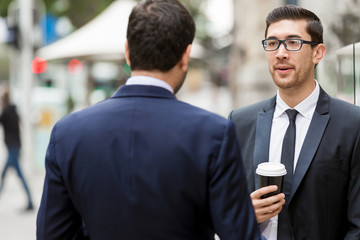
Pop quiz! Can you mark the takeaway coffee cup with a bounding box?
[256,162,287,198]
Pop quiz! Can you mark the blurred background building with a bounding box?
[0,0,359,238]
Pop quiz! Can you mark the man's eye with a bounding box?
[267,41,278,46]
[287,40,300,45]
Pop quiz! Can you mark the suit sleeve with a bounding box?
[208,120,262,239]
[346,130,360,239]
[36,124,88,240]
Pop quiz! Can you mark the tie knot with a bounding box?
[285,109,298,121]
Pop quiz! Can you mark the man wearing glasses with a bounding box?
[229,5,360,240]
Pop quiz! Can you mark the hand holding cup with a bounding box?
[256,162,287,198]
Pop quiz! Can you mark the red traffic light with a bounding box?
[68,59,83,75]
[31,57,47,74]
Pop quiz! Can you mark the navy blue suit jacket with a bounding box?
[229,87,360,239]
[37,84,261,240]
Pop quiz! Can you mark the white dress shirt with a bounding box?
[126,76,174,93]
[260,81,320,240]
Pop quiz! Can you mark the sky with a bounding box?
[0,18,7,43]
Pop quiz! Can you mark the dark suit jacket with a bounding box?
[36,84,262,240]
[0,104,21,147]
[229,87,360,240]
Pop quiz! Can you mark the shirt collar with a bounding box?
[274,80,320,119]
[126,76,174,94]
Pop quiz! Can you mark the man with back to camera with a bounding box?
[229,5,360,240]
[36,0,262,239]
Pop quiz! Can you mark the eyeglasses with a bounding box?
[262,39,321,51]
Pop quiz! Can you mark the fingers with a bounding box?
[255,202,284,223]
[253,195,285,222]
[250,185,278,199]
[250,186,286,223]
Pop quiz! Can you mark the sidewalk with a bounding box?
[0,168,45,240]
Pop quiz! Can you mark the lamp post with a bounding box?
[18,0,35,172]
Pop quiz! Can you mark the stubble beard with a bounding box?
[271,66,310,92]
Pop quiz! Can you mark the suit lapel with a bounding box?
[289,87,330,203]
[253,97,276,189]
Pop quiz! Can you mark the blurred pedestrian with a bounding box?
[0,88,34,211]
[229,5,360,240]
[36,0,262,239]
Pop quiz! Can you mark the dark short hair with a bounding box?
[1,89,9,106]
[126,0,196,72]
[265,5,323,44]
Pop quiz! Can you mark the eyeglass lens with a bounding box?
[264,39,302,51]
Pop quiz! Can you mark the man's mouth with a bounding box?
[276,65,293,72]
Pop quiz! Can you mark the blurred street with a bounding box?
[0,167,44,240]
[0,0,358,239]
[0,125,45,240]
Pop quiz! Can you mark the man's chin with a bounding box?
[273,78,295,90]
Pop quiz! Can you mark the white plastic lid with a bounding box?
[256,162,287,176]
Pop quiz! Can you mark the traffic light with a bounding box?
[6,23,20,50]
[6,0,44,51]
[6,1,20,50]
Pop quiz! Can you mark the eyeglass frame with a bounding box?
[261,38,321,52]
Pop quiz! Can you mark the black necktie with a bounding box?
[281,109,298,196]
[278,109,298,240]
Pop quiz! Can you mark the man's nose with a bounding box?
[275,42,289,59]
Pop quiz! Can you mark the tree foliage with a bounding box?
[1,0,206,29]
[331,0,360,46]
[1,0,113,28]
[44,0,114,28]
[0,0,12,17]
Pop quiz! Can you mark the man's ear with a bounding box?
[313,43,326,65]
[125,40,131,66]
[179,44,192,72]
